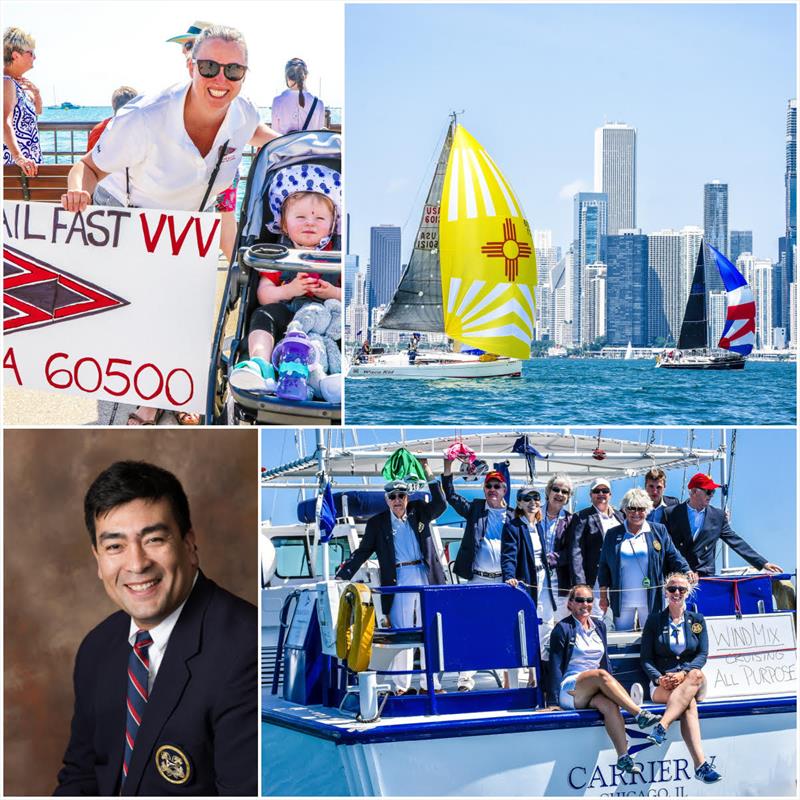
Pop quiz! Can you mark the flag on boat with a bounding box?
[439,125,537,359]
[317,481,337,542]
[708,244,756,356]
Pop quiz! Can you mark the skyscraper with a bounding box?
[648,229,684,344]
[703,181,728,291]
[533,230,561,341]
[573,193,608,345]
[344,254,359,302]
[594,123,637,235]
[605,230,648,346]
[729,230,753,266]
[780,98,797,329]
[738,254,775,350]
[367,225,401,316]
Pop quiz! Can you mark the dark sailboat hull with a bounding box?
[657,352,746,370]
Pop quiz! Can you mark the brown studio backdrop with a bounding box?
[3,428,259,797]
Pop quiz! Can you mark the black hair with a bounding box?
[285,57,308,107]
[84,461,192,546]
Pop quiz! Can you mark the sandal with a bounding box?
[127,408,164,426]
[175,411,201,426]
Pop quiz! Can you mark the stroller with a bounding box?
[206,130,342,425]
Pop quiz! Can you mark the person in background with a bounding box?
[645,468,680,525]
[597,487,690,631]
[3,26,41,176]
[443,460,512,691]
[549,584,661,776]
[640,572,722,784]
[270,57,325,134]
[335,460,446,695]
[566,477,624,610]
[166,20,238,263]
[539,473,574,618]
[502,485,558,663]
[86,86,138,152]
[664,473,782,576]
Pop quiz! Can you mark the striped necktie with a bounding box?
[122,630,153,789]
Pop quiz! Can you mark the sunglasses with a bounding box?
[387,492,407,501]
[194,58,248,81]
[572,596,594,604]
[518,493,539,503]
[551,487,570,495]
[183,41,194,53]
[666,586,689,595]
[626,507,647,513]
[591,488,610,495]
[703,489,716,497]
[485,482,504,490]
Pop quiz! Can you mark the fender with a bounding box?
[336,582,375,672]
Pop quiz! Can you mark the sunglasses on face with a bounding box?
[518,493,539,503]
[626,507,647,513]
[485,482,504,490]
[387,492,407,501]
[666,586,689,595]
[551,487,570,495]
[592,488,610,495]
[572,596,594,604]
[194,58,248,81]
[183,41,194,53]
[703,489,715,497]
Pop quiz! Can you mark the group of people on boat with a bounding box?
[335,460,783,783]
[5,21,340,424]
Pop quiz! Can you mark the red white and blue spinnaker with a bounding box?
[708,243,756,356]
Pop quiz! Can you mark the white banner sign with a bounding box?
[704,612,797,700]
[3,201,220,414]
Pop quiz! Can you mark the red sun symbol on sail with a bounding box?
[480,218,532,282]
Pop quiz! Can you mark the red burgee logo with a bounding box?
[4,244,129,334]
[480,218,532,282]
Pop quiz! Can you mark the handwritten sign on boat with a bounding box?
[703,613,796,700]
[3,201,219,413]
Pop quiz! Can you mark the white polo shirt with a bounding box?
[270,89,325,134]
[92,82,260,210]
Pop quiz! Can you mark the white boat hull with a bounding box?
[348,352,523,379]
[263,699,796,796]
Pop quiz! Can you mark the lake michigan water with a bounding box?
[345,358,796,426]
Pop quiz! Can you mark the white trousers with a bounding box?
[386,566,439,691]
[614,602,650,631]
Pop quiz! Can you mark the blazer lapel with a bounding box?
[122,573,211,795]
[96,616,130,796]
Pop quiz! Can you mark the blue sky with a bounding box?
[345,3,796,269]
[5,1,343,109]
[261,427,797,574]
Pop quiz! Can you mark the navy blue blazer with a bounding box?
[664,501,767,576]
[596,522,690,618]
[548,615,612,705]
[336,480,447,613]
[566,505,625,588]
[501,515,551,606]
[443,474,508,581]
[647,495,680,524]
[640,608,709,685]
[55,571,257,796]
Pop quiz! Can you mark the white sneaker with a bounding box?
[230,359,275,392]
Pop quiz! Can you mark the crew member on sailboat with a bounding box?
[645,468,680,525]
[664,474,782,576]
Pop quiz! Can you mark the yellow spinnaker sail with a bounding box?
[439,125,537,359]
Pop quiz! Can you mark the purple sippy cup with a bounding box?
[272,321,318,401]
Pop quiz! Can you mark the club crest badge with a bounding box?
[691,623,703,634]
[418,522,424,533]
[652,539,662,551]
[155,744,191,785]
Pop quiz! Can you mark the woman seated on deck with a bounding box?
[549,584,662,776]
[640,571,722,784]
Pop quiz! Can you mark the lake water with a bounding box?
[345,358,796,426]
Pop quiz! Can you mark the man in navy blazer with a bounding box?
[664,473,782,576]
[644,468,680,524]
[55,461,256,796]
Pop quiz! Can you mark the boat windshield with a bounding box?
[272,535,352,580]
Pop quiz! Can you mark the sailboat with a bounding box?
[348,117,537,379]
[656,242,754,370]
[624,341,633,360]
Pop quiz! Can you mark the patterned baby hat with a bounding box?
[267,162,342,234]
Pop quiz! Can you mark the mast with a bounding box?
[378,121,455,332]
[677,242,709,350]
[720,428,729,570]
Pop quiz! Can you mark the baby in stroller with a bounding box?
[230,163,341,393]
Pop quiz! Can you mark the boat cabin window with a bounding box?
[273,536,351,579]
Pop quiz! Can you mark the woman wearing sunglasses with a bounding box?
[640,572,721,783]
[61,24,280,426]
[549,584,662,776]
[598,487,690,631]
[539,474,575,618]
